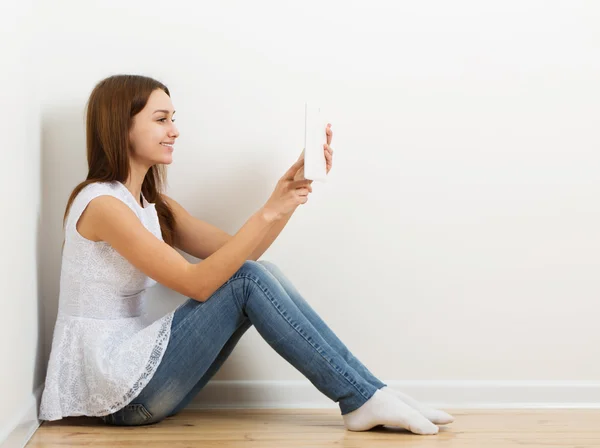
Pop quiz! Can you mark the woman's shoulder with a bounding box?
[65,181,145,235]
[76,181,151,219]
[74,181,123,203]
[80,180,118,194]
[67,181,126,220]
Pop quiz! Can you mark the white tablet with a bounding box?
[303,102,328,182]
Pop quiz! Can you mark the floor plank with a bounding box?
[27,409,600,447]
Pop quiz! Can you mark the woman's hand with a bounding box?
[294,123,334,182]
[262,158,314,222]
[324,123,334,173]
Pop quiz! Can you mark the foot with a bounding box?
[342,390,439,435]
[380,386,455,425]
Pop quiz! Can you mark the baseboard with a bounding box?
[0,385,43,448]
[188,380,600,410]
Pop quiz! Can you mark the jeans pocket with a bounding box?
[103,403,153,426]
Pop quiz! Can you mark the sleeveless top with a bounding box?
[39,181,175,421]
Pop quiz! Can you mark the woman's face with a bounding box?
[129,88,179,166]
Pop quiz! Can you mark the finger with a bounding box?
[285,157,305,180]
[326,123,332,145]
[290,178,313,189]
[297,148,305,162]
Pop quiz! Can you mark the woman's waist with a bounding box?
[58,290,148,319]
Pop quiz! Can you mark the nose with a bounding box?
[169,122,180,139]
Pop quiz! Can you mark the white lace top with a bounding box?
[39,181,174,421]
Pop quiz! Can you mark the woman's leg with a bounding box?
[102,261,388,425]
[167,259,387,418]
[101,296,252,426]
[166,317,251,418]
[257,260,454,426]
[256,260,386,390]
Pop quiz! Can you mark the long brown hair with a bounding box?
[63,74,176,246]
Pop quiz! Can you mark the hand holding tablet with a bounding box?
[303,102,331,182]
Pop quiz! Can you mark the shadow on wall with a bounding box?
[38,104,87,367]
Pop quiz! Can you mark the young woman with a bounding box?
[39,74,454,435]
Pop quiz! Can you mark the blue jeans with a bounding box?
[101,260,386,426]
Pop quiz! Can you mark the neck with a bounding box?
[123,161,151,207]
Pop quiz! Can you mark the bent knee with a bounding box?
[238,260,275,274]
[233,260,280,285]
[239,260,261,273]
[257,259,277,271]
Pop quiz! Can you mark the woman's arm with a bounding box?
[248,209,294,260]
[164,194,235,259]
[164,194,294,261]
[83,195,275,302]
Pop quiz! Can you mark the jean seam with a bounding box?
[129,404,153,421]
[235,272,372,401]
[172,301,205,334]
[226,275,247,316]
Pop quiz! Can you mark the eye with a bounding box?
[158,118,176,123]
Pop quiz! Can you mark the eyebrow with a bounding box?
[153,109,176,114]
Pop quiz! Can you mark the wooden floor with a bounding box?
[28,408,600,448]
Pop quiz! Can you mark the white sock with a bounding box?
[342,389,439,435]
[380,386,455,425]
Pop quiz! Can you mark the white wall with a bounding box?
[28,0,600,419]
[0,0,44,445]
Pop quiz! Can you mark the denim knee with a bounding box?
[257,259,277,272]
[236,260,269,278]
[251,260,286,288]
